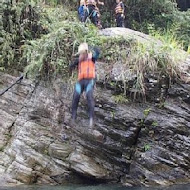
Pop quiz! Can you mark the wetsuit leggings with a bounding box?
[116,13,124,27]
[88,5,98,26]
[71,79,95,120]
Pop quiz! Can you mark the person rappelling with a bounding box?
[69,43,100,127]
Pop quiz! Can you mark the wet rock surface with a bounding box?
[0,70,190,187]
[0,28,190,187]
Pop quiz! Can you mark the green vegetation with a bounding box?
[151,121,158,127]
[144,144,151,152]
[113,94,129,104]
[21,0,190,50]
[100,0,190,51]
[143,108,152,118]
[0,0,48,72]
[0,0,189,95]
[22,21,102,79]
[44,0,190,47]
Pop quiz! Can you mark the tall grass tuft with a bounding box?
[22,7,189,95]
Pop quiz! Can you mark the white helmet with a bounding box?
[78,43,88,54]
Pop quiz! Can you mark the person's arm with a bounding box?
[69,58,79,70]
[121,2,125,14]
[92,47,100,62]
[97,0,104,5]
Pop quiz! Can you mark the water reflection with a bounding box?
[0,184,190,190]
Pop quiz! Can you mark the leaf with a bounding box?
[144,144,151,152]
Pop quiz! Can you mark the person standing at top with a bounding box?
[69,43,100,127]
[115,0,125,27]
[78,0,88,22]
[86,0,104,28]
[94,0,104,29]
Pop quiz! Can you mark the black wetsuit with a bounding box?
[69,48,100,121]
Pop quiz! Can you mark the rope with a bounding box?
[0,75,24,96]
[84,9,96,24]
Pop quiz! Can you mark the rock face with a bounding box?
[0,28,190,187]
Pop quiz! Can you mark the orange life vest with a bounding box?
[78,59,95,80]
[115,2,124,14]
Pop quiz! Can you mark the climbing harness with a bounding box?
[82,5,97,24]
[0,75,24,96]
[85,0,99,26]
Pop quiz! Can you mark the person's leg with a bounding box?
[92,10,98,26]
[78,6,83,22]
[71,82,82,120]
[83,7,89,22]
[97,15,102,29]
[116,14,120,27]
[95,8,102,29]
[85,80,95,127]
[88,5,98,26]
[120,16,124,27]
[116,14,124,27]
[88,5,93,16]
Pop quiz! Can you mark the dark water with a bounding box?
[0,184,190,190]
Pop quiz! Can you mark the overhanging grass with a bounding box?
[22,7,189,95]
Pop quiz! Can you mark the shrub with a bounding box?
[0,0,48,72]
[23,7,188,95]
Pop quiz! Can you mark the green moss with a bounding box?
[44,149,49,156]
[143,108,151,118]
[144,144,151,152]
[113,94,129,104]
[152,121,158,127]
